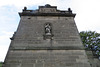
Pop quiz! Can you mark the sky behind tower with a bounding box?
[0,0,100,61]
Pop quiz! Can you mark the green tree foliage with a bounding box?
[80,31,100,59]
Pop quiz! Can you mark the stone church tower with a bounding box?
[3,4,91,67]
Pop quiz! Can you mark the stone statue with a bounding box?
[45,23,51,35]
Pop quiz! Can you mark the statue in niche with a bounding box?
[45,23,51,35]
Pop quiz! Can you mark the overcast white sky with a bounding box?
[0,0,100,62]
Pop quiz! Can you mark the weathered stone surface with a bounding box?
[4,50,91,67]
[9,16,83,50]
[3,4,91,67]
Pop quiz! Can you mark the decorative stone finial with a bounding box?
[45,4,51,7]
[68,8,72,13]
[23,7,27,11]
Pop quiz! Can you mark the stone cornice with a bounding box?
[19,4,76,17]
[19,12,76,17]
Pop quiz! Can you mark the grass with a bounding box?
[0,62,3,67]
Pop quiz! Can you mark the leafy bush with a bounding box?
[80,31,100,59]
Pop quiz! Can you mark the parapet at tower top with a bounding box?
[19,4,76,17]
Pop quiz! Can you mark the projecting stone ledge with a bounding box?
[19,4,76,17]
[10,46,85,50]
